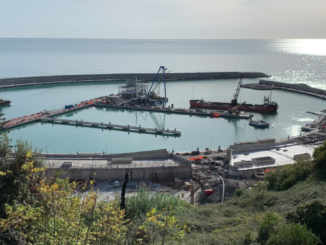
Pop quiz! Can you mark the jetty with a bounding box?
[241,80,326,100]
[2,94,251,134]
[41,118,181,136]
[301,112,326,132]
[94,103,252,119]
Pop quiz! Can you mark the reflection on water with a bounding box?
[270,39,326,56]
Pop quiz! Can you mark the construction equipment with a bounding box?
[147,66,168,100]
[228,102,244,115]
[230,74,243,105]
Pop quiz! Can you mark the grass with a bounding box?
[123,188,190,219]
[173,177,326,244]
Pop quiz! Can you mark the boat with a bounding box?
[189,75,278,113]
[0,96,11,106]
[249,120,269,128]
[190,97,278,113]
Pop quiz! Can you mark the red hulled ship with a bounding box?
[189,76,278,113]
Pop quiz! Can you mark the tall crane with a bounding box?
[147,66,168,99]
[230,74,243,106]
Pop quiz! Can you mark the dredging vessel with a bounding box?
[189,76,278,113]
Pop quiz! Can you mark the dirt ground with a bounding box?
[178,150,256,205]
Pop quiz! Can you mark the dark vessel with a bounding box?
[0,97,11,106]
[189,76,278,113]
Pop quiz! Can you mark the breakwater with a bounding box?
[241,80,326,99]
[0,72,269,89]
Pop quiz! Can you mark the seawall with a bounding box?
[241,80,326,100]
[0,72,269,89]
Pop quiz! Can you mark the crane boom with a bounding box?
[147,66,167,99]
[231,74,243,105]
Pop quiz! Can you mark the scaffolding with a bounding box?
[118,79,149,99]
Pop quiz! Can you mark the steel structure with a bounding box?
[148,66,167,99]
[231,74,243,105]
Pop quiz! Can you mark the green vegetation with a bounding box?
[2,129,326,244]
[122,188,189,219]
[265,156,314,191]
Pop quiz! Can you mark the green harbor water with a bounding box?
[1,79,325,153]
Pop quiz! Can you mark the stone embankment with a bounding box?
[0,72,269,89]
[241,80,326,100]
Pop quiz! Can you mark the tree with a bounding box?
[0,136,44,218]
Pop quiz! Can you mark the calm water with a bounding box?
[0,39,326,153]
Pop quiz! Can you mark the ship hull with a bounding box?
[190,100,278,113]
[0,101,11,106]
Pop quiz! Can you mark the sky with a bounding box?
[0,0,325,39]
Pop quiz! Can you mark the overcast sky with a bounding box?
[0,0,325,39]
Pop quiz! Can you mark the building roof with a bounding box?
[231,144,317,171]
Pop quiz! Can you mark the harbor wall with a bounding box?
[0,72,269,87]
[41,149,171,160]
[260,80,326,95]
[229,140,294,153]
[48,166,191,181]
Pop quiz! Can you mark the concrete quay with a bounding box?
[41,118,181,136]
[94,103,252,120]
[41,149,192,182]
[0,72,269,90]
[241,80,326,100]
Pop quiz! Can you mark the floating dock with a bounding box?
[41,118,181,136]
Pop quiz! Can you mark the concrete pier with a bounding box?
[0,72,269,89]
[40,118,181,136]
[95,103,252,119]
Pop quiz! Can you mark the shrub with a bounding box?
[313,141,326,175]
[267,223,319,245]
[265,157,314,191]
[235,189,243,197]
[286,199,326,244]
[257,212,280,244]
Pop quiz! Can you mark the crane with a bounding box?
[230,74,243,106]
[147,66,168,99]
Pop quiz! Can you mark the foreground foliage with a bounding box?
[0,139,186,244]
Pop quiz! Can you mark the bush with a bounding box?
[267,223,319,245]
[313,141,326,175]
[286,199,326,244]
[257,212,280,244]
[235,189,243,197]
[265,157,313,191]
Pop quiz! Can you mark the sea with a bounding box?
[0,38,326,153]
